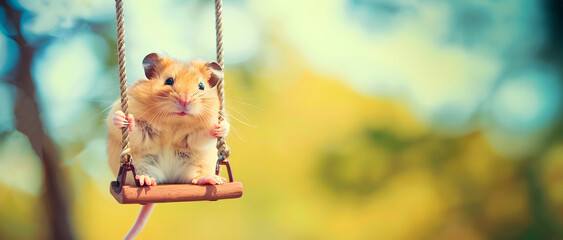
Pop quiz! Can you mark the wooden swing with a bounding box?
[109,0,243,204]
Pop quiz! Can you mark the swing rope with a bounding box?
[115,0,131,166]
[214,0,231,162]
[114,0,231,168]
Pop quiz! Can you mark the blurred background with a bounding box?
[1,0,562,239]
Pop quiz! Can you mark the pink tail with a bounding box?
[123,203,155,240]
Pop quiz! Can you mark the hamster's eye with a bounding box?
[198,82,205,90]
[165,78,174,85]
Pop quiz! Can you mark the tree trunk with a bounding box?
[1,2,75,240]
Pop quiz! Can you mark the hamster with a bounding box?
[107,53,230,186]
[106,53,230,239]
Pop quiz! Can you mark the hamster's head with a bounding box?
[134,53,222,122]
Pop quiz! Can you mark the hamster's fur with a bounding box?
[107,53,229,186]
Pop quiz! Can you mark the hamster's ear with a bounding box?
[143,53,161,79]
[206,62,223,87]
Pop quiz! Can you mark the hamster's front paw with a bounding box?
[112,110,135,131]
[191,175,226,185]
[135,175,157,186]
[210,121,230,137]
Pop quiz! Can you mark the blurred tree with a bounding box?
[1,2,74,240]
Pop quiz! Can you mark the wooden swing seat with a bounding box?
[110,181,243,204]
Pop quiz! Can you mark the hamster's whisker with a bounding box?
[226,96,258,100]
[198,103,216,116]
[201,102,254,127]
[223,112,257,128]
[97,104,120,121]
[154,105,173,126]
[138,103,168,113]
[148,106,164,126]
[131,103,166,125]
[191,90,203,98]
[151,96,174,100]
[225,105,250,121]
[146,103,171,125]
[198,103,243,141]
[138,102,170,121]
[196,104,216,123]
[153,106,169,127]
[152,110,168,129]
[164,105,175,123]
[227,86,251,90]
[230,125,244,142]
[226,99,265,112]
[199,102,256,128]
[200,91,222,98]
[84,99,116,104]
[197,105,213,121]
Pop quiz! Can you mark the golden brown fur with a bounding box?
[107,54,223,185]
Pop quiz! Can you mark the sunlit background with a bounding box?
[1,0,563,239]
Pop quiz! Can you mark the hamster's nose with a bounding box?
[179,99,190,106]
[178,95,191,106]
